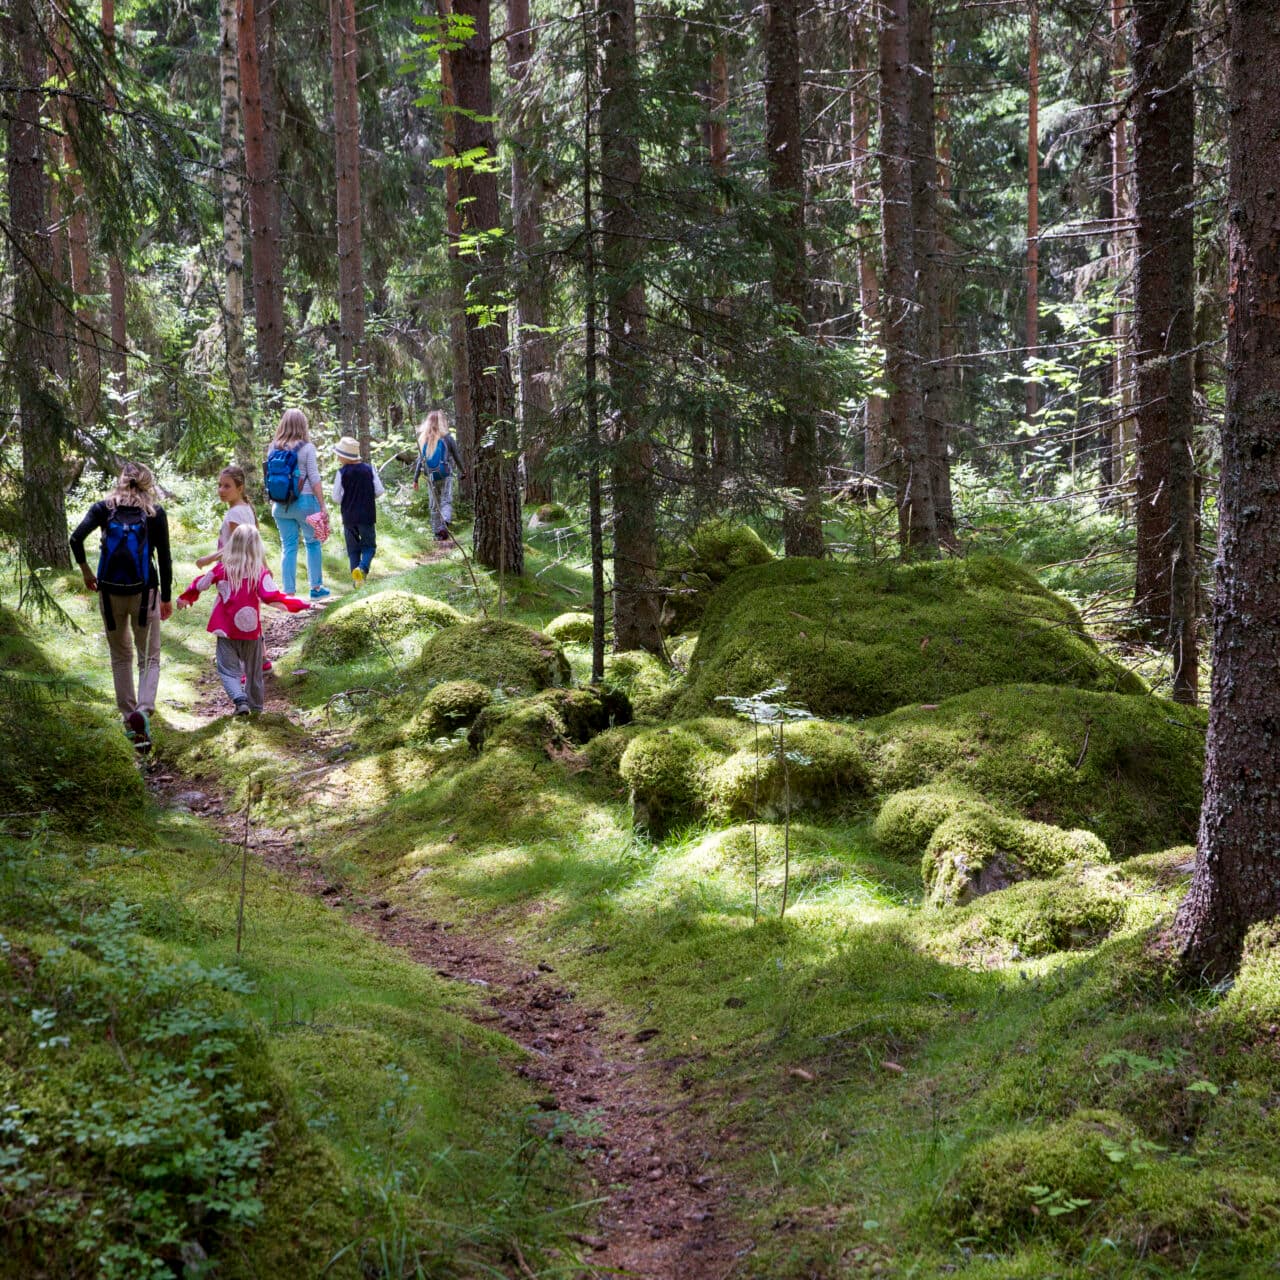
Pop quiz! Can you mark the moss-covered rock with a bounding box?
[302,590,463,664]
[872,785,982,860]
[531,501,569,525]
[603,649,678,719]
[868,684,1205,856]
[922,802,1110,906]
[660,519,775,631]
[677,555,1144,719]
[544,611,595,644]
[0,605,56,675]
[406,679,492,744]
[411,619,570,694]
[467,686,631,752]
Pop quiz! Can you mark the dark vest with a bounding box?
[339,462,377,526]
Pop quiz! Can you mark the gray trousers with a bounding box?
[103,591,161,719]
[215,636,265,711]
[427,473,454,535]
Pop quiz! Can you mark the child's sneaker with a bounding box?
[351,567,365,585]
[126,710,151,753]
[233,700,251,717]
[310,585,331,600]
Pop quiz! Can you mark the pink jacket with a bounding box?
[179,563,307,640]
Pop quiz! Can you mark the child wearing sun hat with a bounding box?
[331,436,385,585]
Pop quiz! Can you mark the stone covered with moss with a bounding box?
[868,683,1205,856]
[0,604,56,675]
[603,649,678,719]
[872,784,980,860]
[544,611,595,644]
[678,555,1143,719]
[467,686,631,752]
[660,518,775,632]
[302,590,463,664]
[412,619,570,694]
[406,679,492,743]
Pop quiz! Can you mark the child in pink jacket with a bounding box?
[177,524,309,715]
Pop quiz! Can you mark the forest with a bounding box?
[3,0,1280,1274]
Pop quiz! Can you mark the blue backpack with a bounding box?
[99,506,150,593]
[264,446,302,503]
[421,439,449,479]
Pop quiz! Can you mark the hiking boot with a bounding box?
[233,700,251,717]
[351,567,365,585]
[435,530,450,542]
[310,585,331,600]
[126,710,151,753]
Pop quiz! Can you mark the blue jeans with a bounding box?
[344,522,377,573]
[272,493,323,594]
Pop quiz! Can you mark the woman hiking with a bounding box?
[69,461,174,752]
[412,410,466,542]
[263,408,331,600]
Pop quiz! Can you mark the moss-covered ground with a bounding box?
[6,479,1277,1278]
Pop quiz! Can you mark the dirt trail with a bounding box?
[152,603,750,1279]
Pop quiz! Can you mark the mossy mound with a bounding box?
[544,611,595,644]
[302,590,463,664]
[873,784,980,860]
[411,619,570,694]
[406,679,492,744]
[677,555,1143,719]
[619,717,871,836]
[0,604,56,675]
[922,801,1109,906]
[576,724,647,798]
[0,700,146,837]
[467,686,632,753]
[868,684,1205,857]
[603,649,678,719]
[660,519,775,631]
[531,501,569,525]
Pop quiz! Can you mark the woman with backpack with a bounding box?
[412,410,466,542]
[69,461,174,752]
[264,408,330,600]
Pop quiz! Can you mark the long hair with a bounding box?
[272,408,310,450]
[105,462,159,516]
[417,409,448,451]
[223,523,266,595]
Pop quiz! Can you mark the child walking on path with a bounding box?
[196,465,257,569]
[177,525,309,716]
[332,436,385,584]
[69,462,174,751]
[412,410,466,541]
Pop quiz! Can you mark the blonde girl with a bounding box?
[195,465,257,569]
[412,409,466,541]
[69,461,175,751]
[265,408,330,599]
[177,524,309,715]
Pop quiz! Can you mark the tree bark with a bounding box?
[1130,0,1196,684]
[600,0,662,650]
[220,0,254,466]
[8,0,71,567]
[765,0,823,557]
[878,0,935,554]
[1171,0,1280,975]
[238,0,285,389]
[453,0,523,577]
[102,0,128,396]
[330,0,369,455]
[1025,0,1040,428]
[1110,0,1135,512]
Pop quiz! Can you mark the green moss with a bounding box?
[660,519,775,631]
[872,785,983,860]
[603,649,678,719]
[411,619,570,694]
[0,604,56,676]
[576,724,647,798]
[922,802,1110,906]
[467,686,631,752]
[544,611,595,644]
[301,590,463,664]
[405,679,492,744]
[868,684,1205,856]
[534,501,569,523]
[678,555,1144,719]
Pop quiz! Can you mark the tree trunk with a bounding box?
[507,0,554,505]
[330,0,368,455]
[1131,0,1196,673]
[102,0,128,396]
[878,0,935,554]
[8,0,71,567]
[765,0,823,557]
[220,0,254,466]
[1110,0,1135,513]
[601,0,662,650]
[238,0,285,389]
[453,0,523,576]
[1171,0,1280,976]
[1025,0,1040,428]
[707,42,733,489]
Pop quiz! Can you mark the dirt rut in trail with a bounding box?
[154,604,750,1279]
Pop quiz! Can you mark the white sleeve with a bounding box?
[331,471,344,503]
[373,470,385,498]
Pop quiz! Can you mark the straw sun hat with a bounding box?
[334,436,362,462]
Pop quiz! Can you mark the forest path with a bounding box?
[150,576,750,1279]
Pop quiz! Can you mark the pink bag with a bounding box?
[306,510,331,543]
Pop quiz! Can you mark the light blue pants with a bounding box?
[272,493,323,594]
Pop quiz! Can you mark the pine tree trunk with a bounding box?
[220,0,254,466]
[453,0,523,577]
[764,0,823,557]
[1131,0,1196,662]
[601,0,662,651]
[507,0,554,505]
[238,0,285,389]
[878,0,935,554]
[1110,0,1135,514]
[330,0,368,455]
[102,0,128,396]
[1025,0,1040,429]
[1171,0,1280,976]
[9,0,71,567]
